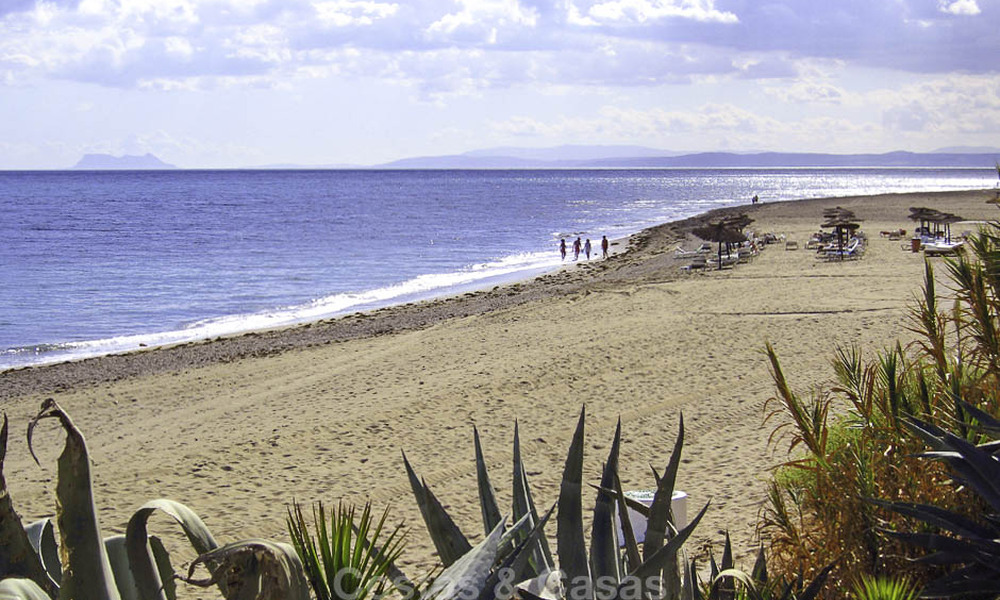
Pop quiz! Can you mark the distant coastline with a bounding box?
[41,146,1000,171]
[372,150,1000,170]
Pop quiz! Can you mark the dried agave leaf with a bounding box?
[1,414,58,598]
[23,520,60,588]
[126,499,219,600]
[27,399,121,600]
[182,539,310,600]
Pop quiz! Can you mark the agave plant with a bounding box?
[400,408,710,600]
[0,400,310,600]
[871,405,1000,598]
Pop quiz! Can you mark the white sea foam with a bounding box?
[1,249,565,370]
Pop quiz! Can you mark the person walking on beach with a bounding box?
[573,237,582,261]
[560,238,567,261]
[601,235,609,259]
[584,238,592,260]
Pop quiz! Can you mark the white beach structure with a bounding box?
[616,490,689,546]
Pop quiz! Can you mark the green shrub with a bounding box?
[761,214,1000,596]
[286,500,407,600]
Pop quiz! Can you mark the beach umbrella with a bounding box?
[909,207,943,237]
[719,213,755,255]
[937,212,965,243]
[821,208,862,260]
[693,220,747,270]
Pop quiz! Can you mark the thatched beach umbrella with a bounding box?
[693,219,747,270]
[937,212,965,242]
[821,207,862,259]
[909,207,943,237]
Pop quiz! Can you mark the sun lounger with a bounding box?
[923,240,964,256]
[785,240,798,251]
[681,255,707,271]
[673,243,712,259]
[818,238,863,260]
[709,254,738,268]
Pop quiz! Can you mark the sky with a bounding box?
[0,0,998,169]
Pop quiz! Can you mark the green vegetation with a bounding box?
[286,500,408,600]
[850,575,920,600]
[762,215,1000,597]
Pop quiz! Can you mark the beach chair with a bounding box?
[709,254,738,269]
[818,238,862,261]
[685,254,708,271]
[674,245,701,259]
[682,255,707,271]
[785,240,798,250]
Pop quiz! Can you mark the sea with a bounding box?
[1,167,995,370]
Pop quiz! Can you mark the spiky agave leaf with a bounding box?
[0,416,58,598]
[556,407,590,599]
[589,418,622,585]
[424,518,507,600]
[182,539,310,600]
[644,416,684,561]
[402,451,472,567]
[627,501,710,585]
[907,417,1000,512]
[126,499,219,600]
[511,422,554,578]
[877,418,1000,597]
[612,471,641,574]
[484,507,557,599]
[27,399,121,600]
[473,427,503,537]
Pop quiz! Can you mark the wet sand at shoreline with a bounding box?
[2,189,997,593]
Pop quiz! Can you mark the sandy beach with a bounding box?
[2,188,997,595]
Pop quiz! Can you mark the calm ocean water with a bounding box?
[0,168,994,370]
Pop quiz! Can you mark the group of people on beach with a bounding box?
[560,235,609,261]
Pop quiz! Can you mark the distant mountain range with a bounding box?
[375,146,1000,169]
[69,146,1000,170]
[73,153,177,170]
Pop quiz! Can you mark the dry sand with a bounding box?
[1,189,998,596]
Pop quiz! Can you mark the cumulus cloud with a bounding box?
[425,0,539,44]
[938,0,980,16]
[873,74,1000,135]
[0,0,996,94]
[581,0,738,24]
